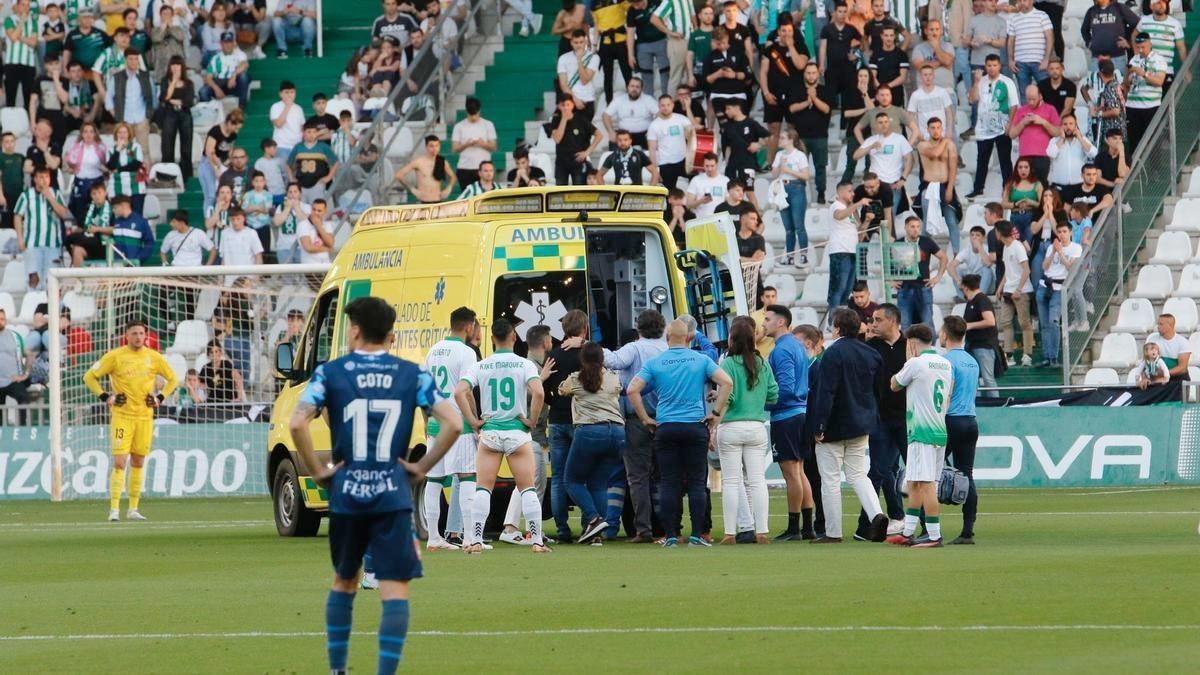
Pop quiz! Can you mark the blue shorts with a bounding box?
[770,413,811,462]
[329,509,423,582]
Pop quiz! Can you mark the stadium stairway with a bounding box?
[163,2,376,253]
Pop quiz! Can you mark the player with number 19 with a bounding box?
[289,296,463,675]
[456,318,551,554]
[885,323,953,549]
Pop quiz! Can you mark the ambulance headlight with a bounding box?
[650,286,669,307]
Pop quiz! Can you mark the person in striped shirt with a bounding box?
[457,160,499,199]
[14,167,71,290]
[330,110,357,165]
[199,31,250,108]
[650,0,695,93]
[106,122,147,215]
[1124,32,1169,154]
[4,0,39,108]
[1138,0,1187,88]
[91,26,139,104]
[68,181,111,266]
[1005,0,1053,102]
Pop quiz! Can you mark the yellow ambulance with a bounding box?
[267,185,739,536]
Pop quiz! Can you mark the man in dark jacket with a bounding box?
[806,307,889,543]
[859,302,907,539]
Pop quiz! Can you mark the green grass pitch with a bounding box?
[3,488,1199,673]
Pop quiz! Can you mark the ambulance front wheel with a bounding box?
[274,459,322,537]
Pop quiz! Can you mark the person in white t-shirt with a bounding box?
[296,198,334,264]
[269,81,306,160]
[851,113,913,210]
[646,95,694,190]
[770,130,811,267]
[906,65,955,140]
[215,209,264,285]
[602,77,658,148]
[685,153,728,219]
[450,97,498,188]
[556,30,599,117]
[272,182,310,264]
[995,220,1034,366]
[1146,313,1192,381]
[160,210,214,267]
[827,180,868,309]
[1035,221,1081,367]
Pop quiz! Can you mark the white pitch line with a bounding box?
[1067,486,1200,496]
[0,520,269,529]
[3,625,1200,642]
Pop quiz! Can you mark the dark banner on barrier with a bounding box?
[978,382,1183,407]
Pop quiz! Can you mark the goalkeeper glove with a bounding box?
[113,393,127,406]
[145,393,164,408]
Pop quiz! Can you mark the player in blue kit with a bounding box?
[289,296,463,675]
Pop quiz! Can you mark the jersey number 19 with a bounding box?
[344,398,402,461]
[487,377,516,413]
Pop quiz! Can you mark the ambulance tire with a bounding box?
[274,459,322,537]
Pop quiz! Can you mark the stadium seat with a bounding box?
[16,291,46,324]
[61,290,97,323]
[1110,298,1157,334]
[932,304,945,335]
[0,291,14,317]
[1172,264,1200,297]
[143,194,163,223]
[1064,0,1091,19]
[789,306,820,327]
[0,107,29,138]
[767,274,798,303]
[325,96,356,120]
[1166,198,1200,232]
[1063,46,1087,81]
[1092,333,1139,369]
[0,259,25,293]
[1189,333,1200,365]
[932,274,957,304]
[806,209,830,243]
[1184,171,1200,198]
[0,228,15,260]
[761,242,776,275]
[193,288,220,321]
[165,353,189,386]
[1083,367,1120,386]
[1149,231,1193,265]
[166,319,209,356]
[381,126,415,162]
[1191,366,1200,381]
[762,210,785,246]
[798,272,829,307]
[1163,297,1199,333]
[194,353,210,372]
[1129,264,1173,300]
[813,246,829,272]
[1063,17,1084,47]
[148,162,184,190]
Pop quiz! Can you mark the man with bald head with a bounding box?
[628,319,733,548]
[1009,82,1061,184]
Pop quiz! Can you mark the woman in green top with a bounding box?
[715,318,778,544]
[1001,156,1043,246]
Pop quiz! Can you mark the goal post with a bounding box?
[47,264,331,502]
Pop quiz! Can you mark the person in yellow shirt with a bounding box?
[83,320,178,522]
[752,285,778,357]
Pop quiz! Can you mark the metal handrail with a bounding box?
[1060,36,1200,385]
[323,0,505,243]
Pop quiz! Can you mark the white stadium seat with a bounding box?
[789,306,820,328]
[1172,264,1200,298]
[194,288,220,321]
[16,291,46,325]
[951,303,966,317]
[1184,171,1200,198]
[1110,298,1157,334]
[932,304,945,335]
[324,96,356,121]
[1148,231,1193,265]
[1191,366,1200,381]
[143,194,163,223]
[0,228,16,260]
[61,290,97,324]
[1091,333,1139,370]
[381,126,415,162]
[1083,368,1120,386]
[1163,297,1199,333]
[0,291,14,317]
[1129,264,1173,300]
[0,260,25,293]
[767,274,798,304]
[166,353,189,386]
[762,210,785,246]
[932,274,958,304]
[1166,198,1200,232]
[1,107,29,138]
[805,209,830,243]
[1189,333,1200,366]
[1063,46,1088,81]
[166,320,209,356]
[798,272,829,307]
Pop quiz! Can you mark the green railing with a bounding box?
[1061,41,1200,384]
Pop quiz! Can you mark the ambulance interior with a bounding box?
[493,227,677,354]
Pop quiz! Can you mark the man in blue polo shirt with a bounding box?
[763,304,815,541]
[939,315,979,545]
[628,319,733,549]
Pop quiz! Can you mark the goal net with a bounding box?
[47,264,330,501]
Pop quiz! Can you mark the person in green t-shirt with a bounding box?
[0,132,25,228]
[686,4,715,88]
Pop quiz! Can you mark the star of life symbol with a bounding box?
[434,277,446,304]
[513,292,568,341]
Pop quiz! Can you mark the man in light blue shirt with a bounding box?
[940,315,979,545]
[628,319,732,548]
[604,309,668,542]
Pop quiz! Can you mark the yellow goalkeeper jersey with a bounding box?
[83,346,179,420]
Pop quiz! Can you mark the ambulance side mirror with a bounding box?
[274,342,297,381]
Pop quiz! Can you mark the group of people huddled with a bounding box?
[412,301,980,553]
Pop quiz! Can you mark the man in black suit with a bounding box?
[806,307,890,543]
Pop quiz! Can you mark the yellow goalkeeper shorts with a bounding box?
[111,414,154,457]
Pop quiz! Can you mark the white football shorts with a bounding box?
[478,429,533,456]
[905,442,945,483]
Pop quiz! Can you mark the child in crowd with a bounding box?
[255,138,288,205]
[241,170,275,255]
[1135,342,1170,390]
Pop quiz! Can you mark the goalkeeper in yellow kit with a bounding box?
[83,320,178,522]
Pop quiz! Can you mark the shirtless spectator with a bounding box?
[916,117,961,255]
[394,134,456,203]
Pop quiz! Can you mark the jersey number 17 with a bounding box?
[344,398,402,462]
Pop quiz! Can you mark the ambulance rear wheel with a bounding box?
[274,459,322,537]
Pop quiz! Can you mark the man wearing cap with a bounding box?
[200,31,250,108]
[1124,32,1168,154]
[65,9,111,78]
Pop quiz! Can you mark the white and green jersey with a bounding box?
[330,129,355,165]
[460,349,539,432]
[205,49,246,80]
[93,45,145,81]
[893,349,953,446]
[84,200,111,231]
[423,336,477,436]
[107,143,146,196]
[4,13,39,67]
[14,187,65,248]
[1137,15,1184,73]
[1126,51,1169,109]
